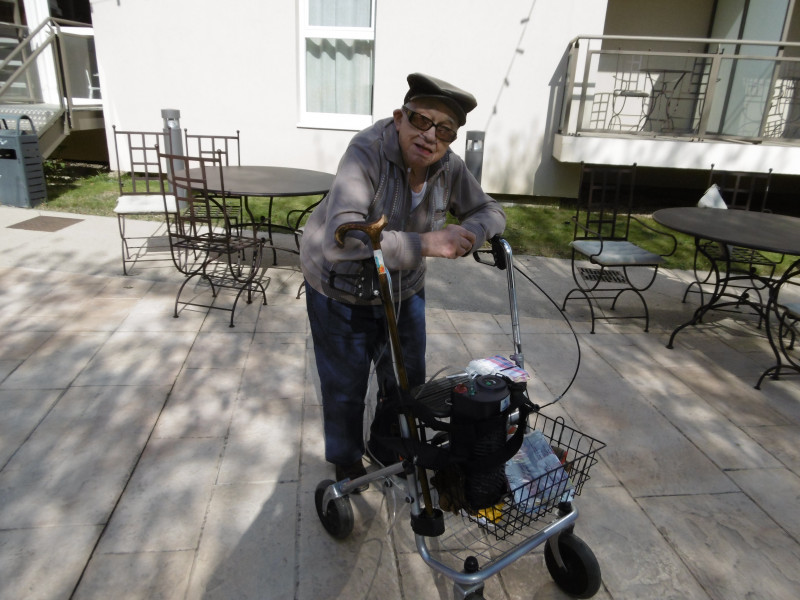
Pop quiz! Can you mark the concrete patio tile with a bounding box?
[639,492,800,600]
[241,336,307,400]
[445,310,507,335]
[300,404,330,487]
[0,331,53,359]
[656,393,782,471]
[303,344,322,407]
[0,313,83,333]
[2,204,800,600]
[250,331,309,347]
[96,276,156,299]
[186,482,297,600]
[116,306,208,333]
[564,349,736,497]
[0,360,19,385]
[0,331,111,390]
[0,385,169,528]
[460,332,515,360]
[199,294,264,332]
[496,548,616,600]
[219,395,302,484]
[152,367,243,439]
[34,297,141,332]
[261,267,306,304]
[671,363,791,427]
[727,467,800,539]
[425,332,472,376]
[0,525,104,600]
[15,279,113,317]
[519,331,582,396]
[0,388,61,467]
[296,489,401,600]
[757,380,800,424]
[116,284,208,333]
[741,424,800,473]
[396,548,523,600]
[426,307,457,333]
[184,331,253,369]
[627,330,712,370]
[73,330,196,387]
[73,550,195,600]
[499,313,576,336]
[96,437,223,554]
[395,551,469,600]
[578,487,711,600]
[255,302,309,333]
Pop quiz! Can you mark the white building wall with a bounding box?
[90,0,608,197]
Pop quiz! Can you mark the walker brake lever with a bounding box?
[473,234,507,270]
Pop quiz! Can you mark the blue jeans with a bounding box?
[305,282,426,465]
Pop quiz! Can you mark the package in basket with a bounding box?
[505,429,574,513]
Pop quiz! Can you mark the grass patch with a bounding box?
[40,160,789,274]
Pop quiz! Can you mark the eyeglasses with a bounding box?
[402,106,458,143]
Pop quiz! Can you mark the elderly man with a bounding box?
[300,73,506,490]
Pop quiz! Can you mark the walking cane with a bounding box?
[335,215,439,521]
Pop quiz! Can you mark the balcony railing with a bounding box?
[558,35,800,144]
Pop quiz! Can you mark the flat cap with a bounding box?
[404,73,477,126]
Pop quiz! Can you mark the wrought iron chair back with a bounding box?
[111,126,178,275]
[158,150,267,327]
[683,166,780,312]
[183,129,241,166]
[561,163,676,333]
[182,129,243,229]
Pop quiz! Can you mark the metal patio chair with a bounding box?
[183,129,243,231]
[756,261,800,389]
[683,166,780,313]
[158,149,267,327]
[561,163,677,333]
[112,127,178,275]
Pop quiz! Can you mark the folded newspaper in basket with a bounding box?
[466,355,530,382]
[505,430,575,513]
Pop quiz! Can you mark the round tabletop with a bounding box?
[653,207,800,257]
[194,166,334,197]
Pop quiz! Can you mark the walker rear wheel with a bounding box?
[544,532,601,598]
[315,480,354,539]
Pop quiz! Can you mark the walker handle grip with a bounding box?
[335,215,388,249]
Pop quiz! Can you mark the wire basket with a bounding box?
[462,412,605,541]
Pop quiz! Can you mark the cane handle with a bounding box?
[334,215,388,248]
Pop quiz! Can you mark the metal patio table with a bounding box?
[189,165,334,263]
[654,206,800,387]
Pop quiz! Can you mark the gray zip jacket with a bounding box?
[299,117,506,306]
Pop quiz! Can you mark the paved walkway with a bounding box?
[0,205,798,600]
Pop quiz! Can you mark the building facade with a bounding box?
[11,0,800,200]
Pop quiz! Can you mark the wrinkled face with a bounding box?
[393,98,459,171]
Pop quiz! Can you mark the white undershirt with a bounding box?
[411,180,427,210]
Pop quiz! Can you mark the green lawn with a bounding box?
[39,160,788,274]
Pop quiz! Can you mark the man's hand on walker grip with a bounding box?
[421,224,476,259]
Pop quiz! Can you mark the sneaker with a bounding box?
[335,460,369,494]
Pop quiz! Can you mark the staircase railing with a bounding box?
[0,17,98,133]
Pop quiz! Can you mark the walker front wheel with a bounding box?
[544,532,601,598]
[315,480,354,539]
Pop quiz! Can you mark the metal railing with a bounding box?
[558,35,800,144]
[0,17,98,130]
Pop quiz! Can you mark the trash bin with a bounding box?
[465,130,485,183]
[0,114,47,208]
